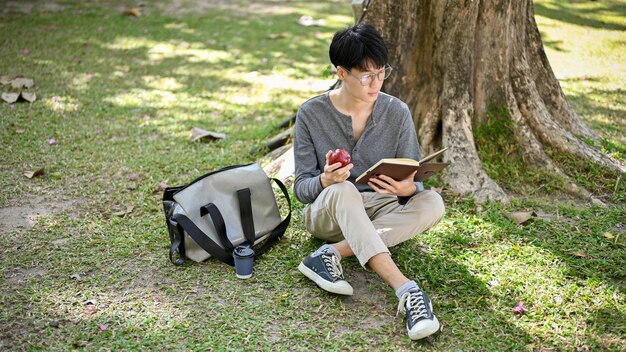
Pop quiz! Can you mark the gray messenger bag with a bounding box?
[163,163,291,266]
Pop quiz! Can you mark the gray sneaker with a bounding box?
[397,288,440,340]
[298,250,353,295]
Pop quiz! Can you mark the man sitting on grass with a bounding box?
[293,23,445,340]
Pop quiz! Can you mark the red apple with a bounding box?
[328,148,351,167]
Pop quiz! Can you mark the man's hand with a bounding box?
[320,150,353,188]
[368,171,417,196]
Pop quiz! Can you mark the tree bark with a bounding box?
[366,0,625,203]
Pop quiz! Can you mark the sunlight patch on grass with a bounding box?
[163,22,197,34]
[141,76,184,91]
[46,96,80,112]
[102,37,232,65]
[104,89,179,108]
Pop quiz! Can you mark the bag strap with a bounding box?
[253,178,292,256]
[167,219,186,266]
[237,188,256,245]
[200,203,235,251]
[171,213,235,266]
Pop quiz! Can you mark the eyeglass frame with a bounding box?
[339,64,393,86]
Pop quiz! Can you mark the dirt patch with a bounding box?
[3,267,48,286]
[155,0,297,17]
[0,196,85,235]
[1,1,66,15]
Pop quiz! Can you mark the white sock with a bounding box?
[313,244,341,260]
[395,280,419,300]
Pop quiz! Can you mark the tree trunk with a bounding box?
[366,0,625,203]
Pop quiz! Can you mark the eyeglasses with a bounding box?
[342,64,393,86]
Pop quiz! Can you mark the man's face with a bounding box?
[340,63,387,103]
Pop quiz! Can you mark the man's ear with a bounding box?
[336,66,347,80]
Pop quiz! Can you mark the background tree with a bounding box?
[365,0,625,203]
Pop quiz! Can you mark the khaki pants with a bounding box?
[304,182,445,267]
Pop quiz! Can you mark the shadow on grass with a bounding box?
[534,1,626,31]
[559,84,626,143]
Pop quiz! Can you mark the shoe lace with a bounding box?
[320,253,344,280]
[397,289,430,324]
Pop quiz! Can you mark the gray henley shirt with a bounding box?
[293,91,424,204]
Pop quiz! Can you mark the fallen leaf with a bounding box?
[123,7,141,17]
[2,92,19,103]
[267,32,289,40]
[190,127,226,142]
[514,301,525,315]
[571,250,589,258]
[112,204,134,217]
[11,77,34,89]
[21,91,36,102]
[512,245,521,251]
[0,75,14,85]
[84,305,97,315]
[15,129,25,134]
[24,168,45,179]
[505,211,536,225]
[603,232,615,240]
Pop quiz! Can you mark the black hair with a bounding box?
[329,23,388,71]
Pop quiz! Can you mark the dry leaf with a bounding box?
[2,92,19,103]
[24,168,45,179]
[190,127,226,142]
[603,232,615,239]
[11,77,34,89]
[21,91,36,102]
[112,204,134,217]
[505,211,536,225]
[514,301,525,316]
[571,250,589,258]
[84,304,97,315]
[123,7,141,17]
[267,32,289,40]
[0,75,15,85]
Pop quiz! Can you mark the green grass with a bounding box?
[1,0,625,351]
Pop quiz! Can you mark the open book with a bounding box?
[355,148,449,184]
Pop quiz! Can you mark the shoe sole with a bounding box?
[408,315,440,340]
[298,262,353,296]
